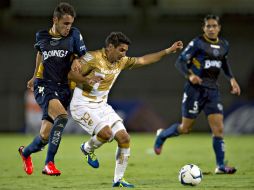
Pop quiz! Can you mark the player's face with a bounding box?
[54,14,74,37]
[203,19,221,40]
[108,43,129,63]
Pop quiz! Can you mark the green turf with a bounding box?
[0,133,254,190]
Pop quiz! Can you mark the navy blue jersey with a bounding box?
[176,35,233,89]
[34,27,87,84]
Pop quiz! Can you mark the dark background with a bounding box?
[0,0,254,132]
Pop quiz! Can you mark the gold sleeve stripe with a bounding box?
[36,62,44,78]
[192,58,201,69]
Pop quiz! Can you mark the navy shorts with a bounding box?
[34,78,71,123]
[182,83,223,119]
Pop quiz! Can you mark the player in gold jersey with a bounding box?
[70,32,183,187]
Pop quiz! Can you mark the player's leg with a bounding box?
[80,126,112,168]
[154,84,200,155]
[154,117,195,155]
[18,119,52,175]
[208,113,236,174]
[112,122,134,188]
[42,99,68,176]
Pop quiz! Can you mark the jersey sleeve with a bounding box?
[221,41,234,80]
[72,27,87,57]
[178,38,199,64]
[81,52,94,75]
[175,39,199,78]
[34,32,42,52]
[122,56,138,70]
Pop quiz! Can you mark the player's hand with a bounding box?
[85,76,103,86]
[189,74,202,85]
[166,41,183,54]
[71,59,82,73]
[230,78,241,96]
[27,78,35,91]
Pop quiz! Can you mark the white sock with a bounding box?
[84,135,104,153]
[114,147,130,182]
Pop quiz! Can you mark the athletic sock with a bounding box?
[160,123,180,140]
[84,135,104,153]
[23,135,48,158]
[45,114,68,164]
[114,147,130,182]
[213,136,225,168]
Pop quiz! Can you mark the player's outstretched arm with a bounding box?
[230,78,241,96]
[27,52,42,91]
[136,41,183,66]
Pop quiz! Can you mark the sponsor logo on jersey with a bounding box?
[210,44,220,49]
[42,50,68,60]
[204,60,222,69]
[100,68,120,75]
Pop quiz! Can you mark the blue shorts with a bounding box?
[182,83,223,119]
[34,78,71,123]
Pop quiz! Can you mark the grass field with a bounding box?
[0,133,254,190]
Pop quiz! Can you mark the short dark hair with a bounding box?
[105,32,131,47]
[203,14,220,25]
[53,2,76,19]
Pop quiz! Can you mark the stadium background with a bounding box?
[0,0,254,133]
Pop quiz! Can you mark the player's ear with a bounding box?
[53,17,58,25]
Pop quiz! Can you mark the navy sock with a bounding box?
[160,123,180,140]
[23,135,48,158]
[45,115,68,164]
[213,136,225,168]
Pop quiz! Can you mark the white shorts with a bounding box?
[70,89,123,135]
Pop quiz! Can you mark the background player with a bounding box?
[18,2,100,176]
[154,14,241,174]
[70,32,183,187]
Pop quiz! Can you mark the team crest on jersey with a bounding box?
[50,40,60,46]
[212,49,220,57]
[83,53,94,62]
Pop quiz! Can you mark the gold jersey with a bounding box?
[78,48,137,102]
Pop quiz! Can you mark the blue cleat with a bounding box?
[154,129,164,155]
[112,178,134,188]
[80,144,99,168]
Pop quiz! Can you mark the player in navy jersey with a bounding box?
[154,14,241,174]
[18,2,101,176]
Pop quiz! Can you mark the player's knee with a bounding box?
[118,133,130,145]
[97,126,112,141]
[180,125,192,134]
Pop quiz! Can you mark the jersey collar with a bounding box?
[203,34,219,44]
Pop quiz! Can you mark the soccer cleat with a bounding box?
[42,161,61,176]
[215,166,237,174]
[80,144,99,168]
[154,129,164,155]
[112,178,134,188]
[18,146,33,175]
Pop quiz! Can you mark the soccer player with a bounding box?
[18,2,101,176]
[70,32,183,187]
[154,14,241,174]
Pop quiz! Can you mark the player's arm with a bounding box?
[135,41,183,66]
[68,70,102,86]
[27,51,42,91]
[175,40,202,85]
[221,58,241,95]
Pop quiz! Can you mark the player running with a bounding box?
[154,14,240,174]
[18,2,100,176]
[70,32,183,187]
